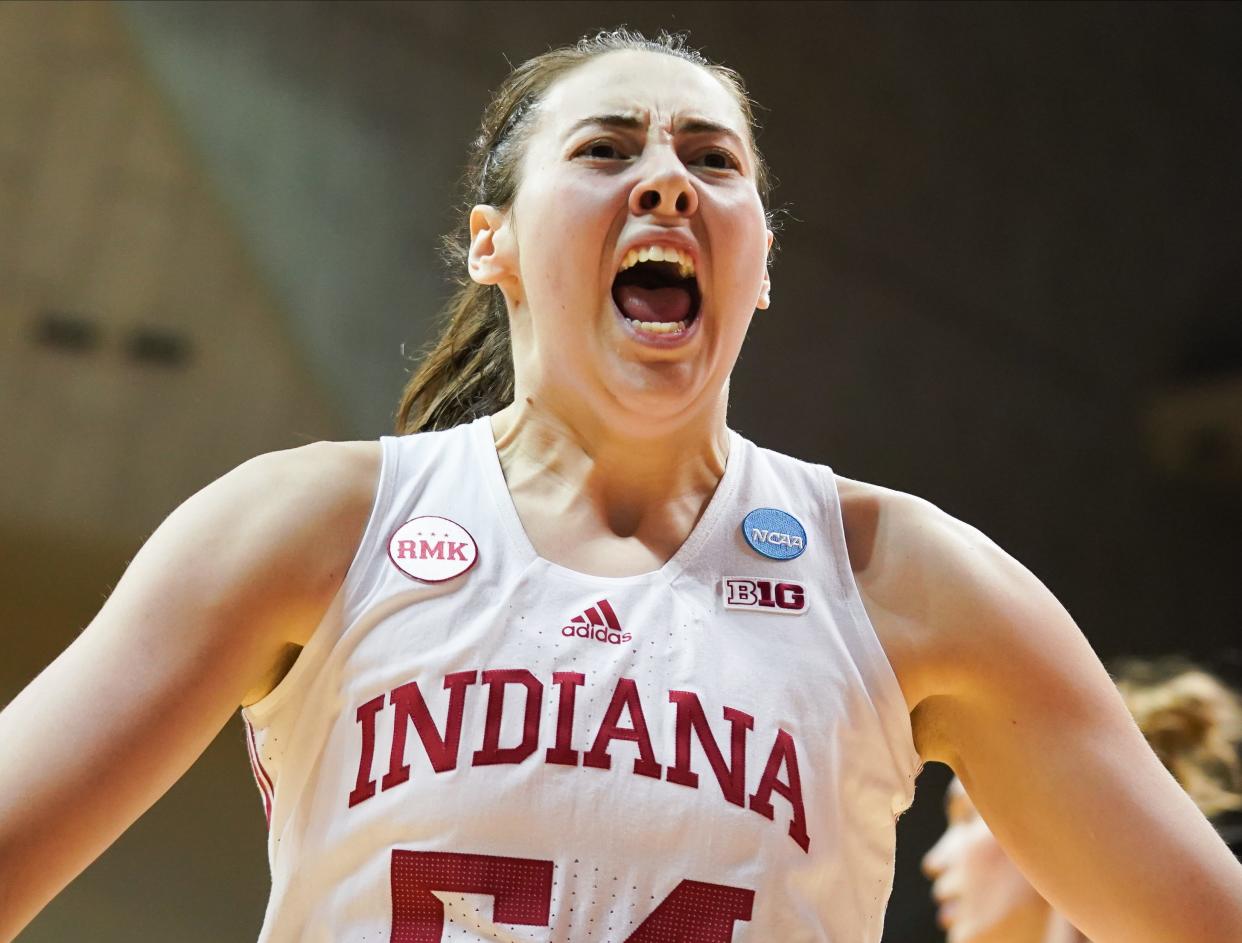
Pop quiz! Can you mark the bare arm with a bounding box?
[0,440,379,941]
[844,483,1242,943]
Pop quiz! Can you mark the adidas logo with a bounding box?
[560,598,632,645]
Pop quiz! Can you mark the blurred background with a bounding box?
[2,1,1240,940]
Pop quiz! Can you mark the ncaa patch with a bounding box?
[388,515,478,583]
[741,507,807,560]
[722,577,809,614]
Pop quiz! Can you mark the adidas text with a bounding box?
[562,624,633,645]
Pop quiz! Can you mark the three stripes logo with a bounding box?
[561,598,632,645]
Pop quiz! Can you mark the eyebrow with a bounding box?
[566,113,747,152]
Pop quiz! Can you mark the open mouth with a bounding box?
[611,247,701,337]
[935,900,957,930]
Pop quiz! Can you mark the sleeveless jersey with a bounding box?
[240,416,920,943]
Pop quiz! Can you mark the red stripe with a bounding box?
[243,720,273,827]
[583,606,604,627]
[246,719,276,796]
[597,599,621,631]
[243,730,272,826]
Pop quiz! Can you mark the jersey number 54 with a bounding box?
[391,849,755,942]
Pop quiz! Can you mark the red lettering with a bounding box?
[725,579,758,606]
[757,579,776,607]
[472,669,543,766]
[545,671,585,766]
[665,691,754,807]
[395,539,418,559]
[382,671,477,790]
[362,667,812,855]
[624,879,755,941]
[582,677,662,779]
[445,541,468,561]
[776,582,804,610]
[390,850,553,943]
[748,728,810,852]
[417,539,445,560]
[389,852,754,942]
[347,694,386,807]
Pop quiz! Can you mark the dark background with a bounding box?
[2,2,1240,940]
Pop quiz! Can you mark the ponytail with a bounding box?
[394,267,513,434]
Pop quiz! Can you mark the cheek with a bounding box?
[517,166,618,304]
[707,191,768,291]
[957,827,1041,932]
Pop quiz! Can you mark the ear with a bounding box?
[468,204,514,286]
[756,228,775,310]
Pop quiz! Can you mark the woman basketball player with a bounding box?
[2,28,1241,943]
[923,658,1242,943]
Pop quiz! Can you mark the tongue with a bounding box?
[615,284,692,323]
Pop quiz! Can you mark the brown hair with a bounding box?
[394,27,775,434]
[1114,657,1242,818]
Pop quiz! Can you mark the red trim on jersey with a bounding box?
[244,718,273,827]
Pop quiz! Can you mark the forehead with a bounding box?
[538,49,747,137]
[945,777,974,816]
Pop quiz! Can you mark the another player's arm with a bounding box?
[849,488,1242,943]
[0,440,379,942]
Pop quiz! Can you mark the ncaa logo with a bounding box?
[388,515,478,583]
[741,508,807,561]
[722,577,809,615]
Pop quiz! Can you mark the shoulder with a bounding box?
[230,439,382,505]
[834,475,1079,734]
[834,475,1017,605]
[208,439,381,552]
[157,440,382,643]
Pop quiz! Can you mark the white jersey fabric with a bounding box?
[241,415,920,943]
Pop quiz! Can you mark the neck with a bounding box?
[491,394,730,528]
[488,393,731,574]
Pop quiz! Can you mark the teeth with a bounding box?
[626,317,690,335]
[617,245,696,277]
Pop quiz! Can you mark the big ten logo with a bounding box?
[722,578,808,615]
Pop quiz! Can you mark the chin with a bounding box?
[609,401,699,438]
[605,367,716,428]
[599,393,709,440]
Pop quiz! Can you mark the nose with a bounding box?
[629,151,698,219]
[922,832,949,880]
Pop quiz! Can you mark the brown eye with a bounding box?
[578,140,626,160]
[694,149,740,171]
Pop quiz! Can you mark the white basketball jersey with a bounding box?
[241,416,920,943]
